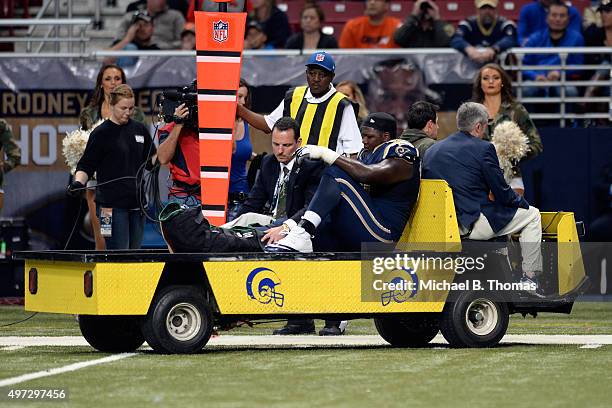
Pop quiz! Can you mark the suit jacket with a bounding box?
[236,155,324,223]
[422,131,529,233]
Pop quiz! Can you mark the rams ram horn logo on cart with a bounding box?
[381,268,419,306]
[213,20,229,43]
[246,267,285,307]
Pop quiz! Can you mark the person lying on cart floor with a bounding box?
[265,112,421,253]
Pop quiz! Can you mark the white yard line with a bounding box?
[579,344,603,349]
[1,334,611,348]
[0,353,136,388]
[0,345,25,351]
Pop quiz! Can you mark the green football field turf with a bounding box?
[2,302,611,336]
[1,303,611,408]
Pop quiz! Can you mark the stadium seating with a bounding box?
[279,0,595,30]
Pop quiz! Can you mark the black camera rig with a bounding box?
[160,81,198,129]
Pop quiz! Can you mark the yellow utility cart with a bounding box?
[17,180,589,353]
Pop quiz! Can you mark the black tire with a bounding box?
[78,315,145,352]
[142,285,213,354]
[440,290,509,348]
[374,314,440,347]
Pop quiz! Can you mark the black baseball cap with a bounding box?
[361,112,397,139]
[132,10,152,24]
[598,0,611,12]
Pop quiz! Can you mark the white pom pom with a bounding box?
[62,119,105,175]
[491,121,529,183]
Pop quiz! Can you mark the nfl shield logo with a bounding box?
[213,20,229,43]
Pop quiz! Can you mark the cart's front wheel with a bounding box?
[440,291,509,348]
[142,285,213,354]
[78,315,144,352]
[374,313,440,347]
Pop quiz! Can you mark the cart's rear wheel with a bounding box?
[440,291,509,348]
[142,285,213,354]
[78,315,144,352]
[374,313,440,347]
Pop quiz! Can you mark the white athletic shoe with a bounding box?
[265,226,313,253]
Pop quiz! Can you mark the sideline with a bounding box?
[1,334,612,348]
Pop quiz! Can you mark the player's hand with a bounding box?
[66,180,85,198]
[295,145,340,165]
[261,225,286,244]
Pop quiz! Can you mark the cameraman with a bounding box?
[157,95,201,207]
[394,0,453,48]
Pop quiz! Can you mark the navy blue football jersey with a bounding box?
[358,140,421,227]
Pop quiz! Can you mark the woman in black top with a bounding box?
[71,84,156,250]
[285,3,338,49]
[250,0,291,48]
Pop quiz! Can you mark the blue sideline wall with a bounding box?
[521,128,612,230]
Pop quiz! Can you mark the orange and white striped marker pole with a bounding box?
[194,4,246,225]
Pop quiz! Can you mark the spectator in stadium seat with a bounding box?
[394,0,454,48]
[117,0,185,49]
[472,63,542,195]
[285,2,338,49]
[518,0,582,45]
[0,119,21,212]
[339,0,402,48]
[336,80,370,124]
[450,0,517,65]
[107,11,161,67]
[244,21,274,50]
[180,27,196,50]
[186,0,245,22]
[249,0,291,49]
[582,0,612,125]
[522,1,584,103]
[127,0,189,17]
[399,101,440,157]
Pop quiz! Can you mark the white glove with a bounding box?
[296,145,340,165]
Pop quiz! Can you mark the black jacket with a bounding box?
[237,155,324,223]
[285,31,339,49]
[394,15,453,48]
[423,131,528,233]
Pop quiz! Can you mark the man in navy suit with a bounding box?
[423,102,543,289]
